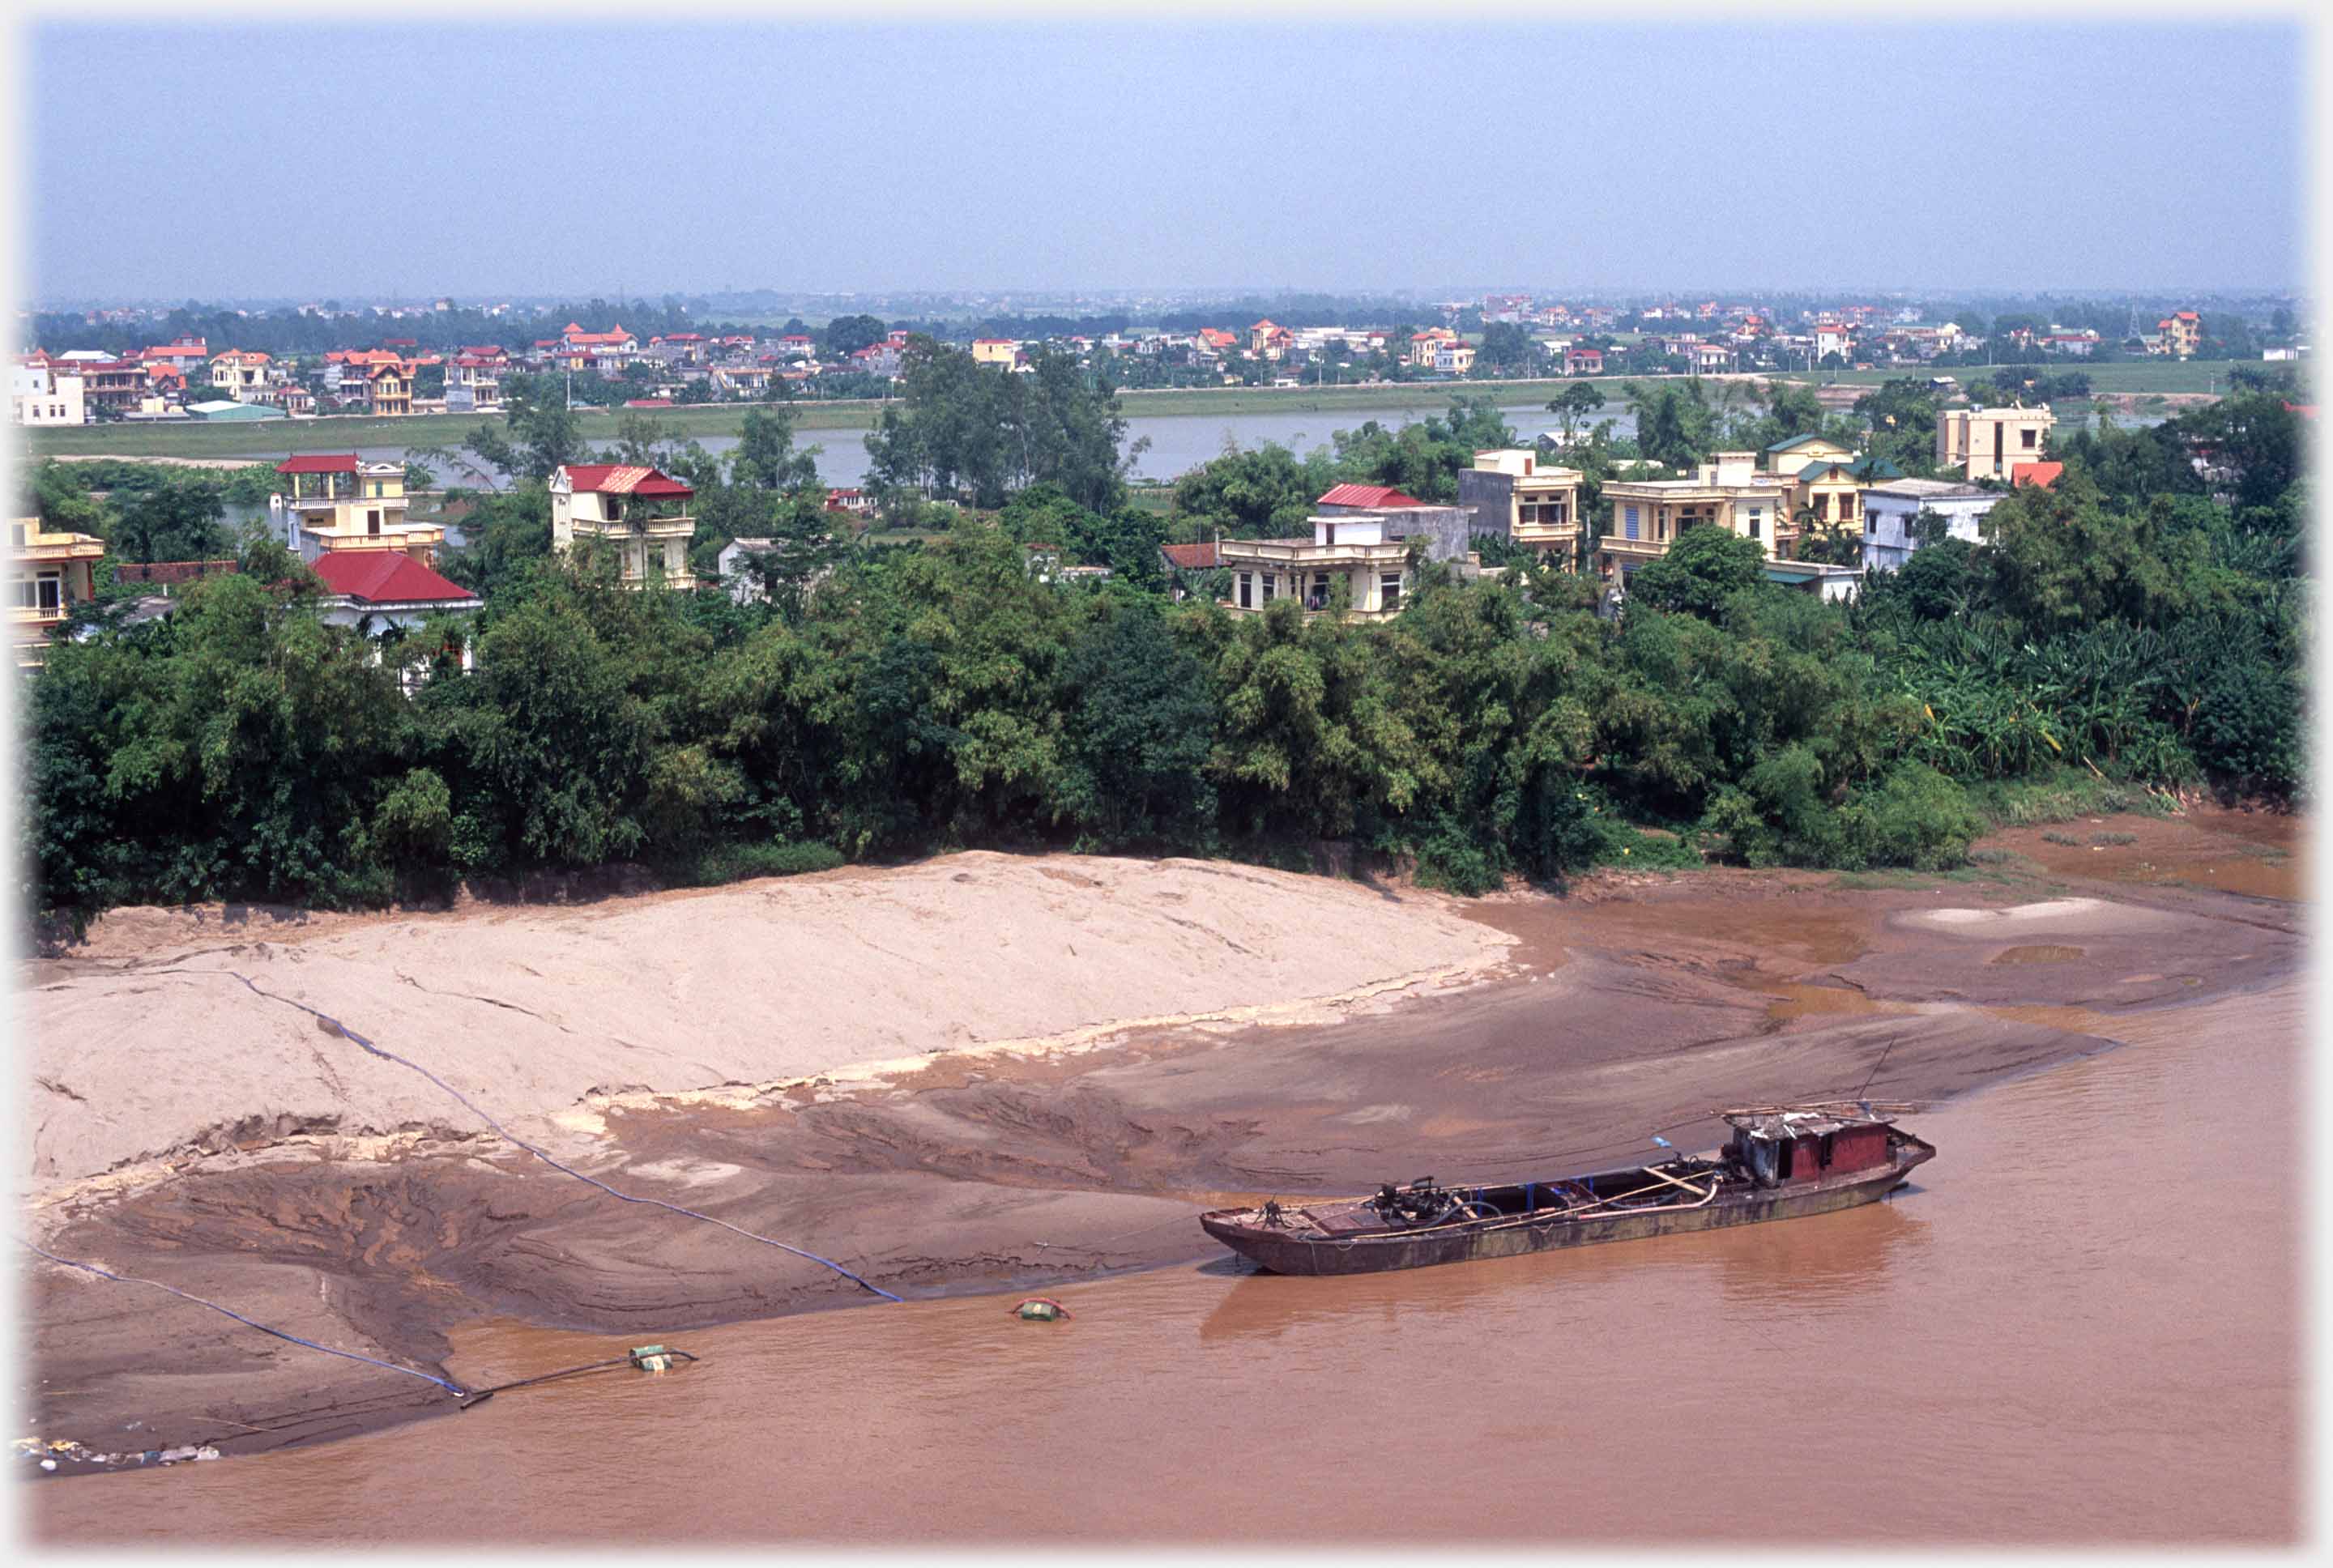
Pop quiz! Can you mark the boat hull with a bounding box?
[1200,1141,1932,1276]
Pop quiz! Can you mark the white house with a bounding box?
[11,360,86,426]
[309,550,483,692]
[1861,478,2004,573]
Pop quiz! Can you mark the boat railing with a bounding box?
[1321,1165,1722,1244]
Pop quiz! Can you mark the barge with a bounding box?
[1198,1102,1934,1276]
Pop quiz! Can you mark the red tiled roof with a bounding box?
[563,323,631,345]
[623,398,674,407]
[310,551,480,607]
[2284,403,2316,420]
[2011,461,2064,488]
[1317,483,1427,509]
[1160,541,1221,570]
[275,453,361,475]
[559,463,694,498]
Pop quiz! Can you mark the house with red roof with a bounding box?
[2152,310,2203,360]
[1405,327,1459,368]
[1249,319,1294,361]
[446,351,505,413]
[551,463,699,590]
[272,454,443,561]
[2011,461,2063,489]
[207,350,276,398]
[1316,483,1427,511]
[309,551,484,687]
[140,337,209,370]
[1564,346,1604,376]
[555,322,638,372]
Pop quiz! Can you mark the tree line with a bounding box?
[19,356,2305,928]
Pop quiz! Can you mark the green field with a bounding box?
[1761,360,2251,396]
[16,399,902,463]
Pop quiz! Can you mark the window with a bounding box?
[1310,573,1331,610]
[1747,509,1762,539]
[1237,572,1253,609]
[1623,505,1640,541]
[36,574,62,612]
[2022,428,2038,449]
[367,510,382,535]
[1380,573,1402,610]
[1321,522,1336,545]
[1260,573,1277,603]
[8,577,35,608]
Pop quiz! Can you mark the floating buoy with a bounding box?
[630,1344,675,1372]
[1013,1298,1071,1323]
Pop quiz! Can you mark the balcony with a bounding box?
[1218,538,1408,568]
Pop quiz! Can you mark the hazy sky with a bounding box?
[28,20,2306,303]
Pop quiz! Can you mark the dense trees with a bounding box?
[864,340,1135,511]
[19,386,2308,926]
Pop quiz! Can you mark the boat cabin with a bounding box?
[1724,1107,1895,1187]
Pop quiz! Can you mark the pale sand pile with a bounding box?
[23,854,1508,1187]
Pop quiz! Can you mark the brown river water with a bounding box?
[28,980,2300,1546]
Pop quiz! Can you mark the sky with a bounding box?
[24,19,2309,304]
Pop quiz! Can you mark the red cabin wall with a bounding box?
[1828,1124,1890,1174]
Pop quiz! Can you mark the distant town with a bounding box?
[10,288,2307,429]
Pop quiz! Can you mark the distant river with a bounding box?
[242,398,2160,495]
[348,400,1644,492]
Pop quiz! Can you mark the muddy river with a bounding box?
[28,971,2298,1545]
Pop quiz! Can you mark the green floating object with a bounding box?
[1013,1298,1070,1323]
[631,1344,673,1371]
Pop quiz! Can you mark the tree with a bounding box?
[731,406,820,492]
[1623,522,1766,620]
[727,486,846,624]
[111,477,229,562]
[1054,599,1217,846]
[1476,322,1533,375]
[467,373,586,483]
[1624,379,1721,471]
[821,314,887,357]
[1548,382,1606,445]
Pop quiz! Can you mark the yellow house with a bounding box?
[271,454,444,561]
[1762,433,1855,471]
[1597,451,1793,586]
[1936,404,2054,482]
[970,339,1021,367]
[1405,327,1458,368]
[9,516,105,667]
[1461,449,1584,565]
[1218,510,1411,620]
[364,362,414,416]
[551,462,700,590]
[1784,458,1871,537]
[2156,310,2203,359]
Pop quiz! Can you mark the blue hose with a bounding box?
[20,1242,467,1396]
[198,969,904,1304]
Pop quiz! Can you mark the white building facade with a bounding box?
[1861,478,2004,573]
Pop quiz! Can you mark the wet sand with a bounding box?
[32,966,2301,1543]
[17,813,2305,1486]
